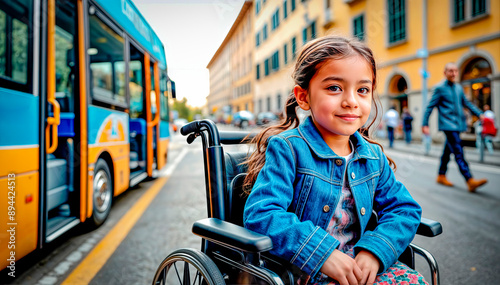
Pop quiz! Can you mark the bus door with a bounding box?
[148,60,160,176]
[44,0,81,242]
[128,43,148,185]
[157,72,172,170]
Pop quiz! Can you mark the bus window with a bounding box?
[55,0,77,112]
[150,63,156,119]
[129,43,143,119]
[88,11,125,106]
[0,0,32,91]
[160,73,169,121]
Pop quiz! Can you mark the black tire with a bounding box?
[90,158,113,227]
[152,248,225,285]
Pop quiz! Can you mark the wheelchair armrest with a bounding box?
[416,218,443,237]
[192,218,273,253]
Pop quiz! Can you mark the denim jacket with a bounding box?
[422,80,482,132]
[243,117,422,280]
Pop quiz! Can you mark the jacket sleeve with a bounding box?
[353,145,422,273]
[461,90,483,117]
[243,135,339,278]
[422,86,441,127]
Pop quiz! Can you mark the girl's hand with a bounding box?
[354,250,380,285]
[320,249,362,285]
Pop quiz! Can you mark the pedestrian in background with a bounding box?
[402,107,413,144]
[422,62,488,192]
[383,105,399,148]
[481,104,497,154]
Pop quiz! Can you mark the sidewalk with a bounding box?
[378,138,500,167]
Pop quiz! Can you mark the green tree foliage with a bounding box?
[171,97,201,121]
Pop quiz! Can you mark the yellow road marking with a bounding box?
[62,176,168,284]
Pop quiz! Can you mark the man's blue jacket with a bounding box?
[423,80,482,132]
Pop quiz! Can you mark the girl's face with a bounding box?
[295,55,373,142]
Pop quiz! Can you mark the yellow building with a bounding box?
[254,0,329,115]
[207,0,254,123]
[253,0,499,142]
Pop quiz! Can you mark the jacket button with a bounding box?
[323,205,330,212]
[351,172,356,179]
[335,159,343,166]
[360,207,366,215]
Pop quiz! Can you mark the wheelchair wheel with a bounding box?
[152,248,225,285]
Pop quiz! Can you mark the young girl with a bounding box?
[243,36,427,285]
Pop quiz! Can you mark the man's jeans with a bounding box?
[439,131,472,180]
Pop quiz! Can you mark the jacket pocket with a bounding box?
[294,175,314,220]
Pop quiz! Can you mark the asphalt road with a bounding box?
[5,125,500,285]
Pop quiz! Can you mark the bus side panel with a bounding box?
[0,173,39,269]
[157,120,170,169]
[88,144,130,196]
[88,106,130,198]
[0,89,40,269]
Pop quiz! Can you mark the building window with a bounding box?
[256,32,260,47]
[292,37,297,59]
[388,0,406,44]
[267,96,271,112]
[259,99,263,113]
[271,8,280,30]
[291,0,296,11]
[272,50,279,71]
[472,0,486,16]
[284,43,288,65]
[353,14,365,41]
[277,94,282,111]
[264,58,270,76]
[263,24,268,41]
[453,0,488,25]
[256,0,261,15]
[284,0,288,19]
[302,21,317,45]
[311,21,316,40]
[256,64,260,80]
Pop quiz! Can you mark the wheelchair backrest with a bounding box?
[224,152,250,226]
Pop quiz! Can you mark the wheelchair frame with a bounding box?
[152,119,443,285]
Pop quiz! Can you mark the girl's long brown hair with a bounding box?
[243,35,395,192]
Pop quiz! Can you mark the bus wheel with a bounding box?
[91,159,113,227]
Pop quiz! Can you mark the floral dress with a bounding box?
[309,150,428,285]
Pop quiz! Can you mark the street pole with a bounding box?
[421,0,430,155]
[422,0,428,108]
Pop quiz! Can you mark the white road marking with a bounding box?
[35,233,104,285]
[159,147,188,177]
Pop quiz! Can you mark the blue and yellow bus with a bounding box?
[0,0,175,269]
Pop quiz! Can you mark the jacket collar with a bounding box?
[297,116,379,160]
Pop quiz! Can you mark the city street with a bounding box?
[4,125,500,285]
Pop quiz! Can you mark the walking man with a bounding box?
[422,62,488,192]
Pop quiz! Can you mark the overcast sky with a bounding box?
[134,0,245,108]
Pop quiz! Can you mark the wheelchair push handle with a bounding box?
[180,119,221,147]
[180,121,199,136]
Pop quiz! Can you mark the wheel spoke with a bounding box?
[161,268,166,285]
[183,261,191,285]
[193,271,201,285]
[174,262,182,284]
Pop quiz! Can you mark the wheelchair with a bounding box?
[152,119,443,285]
